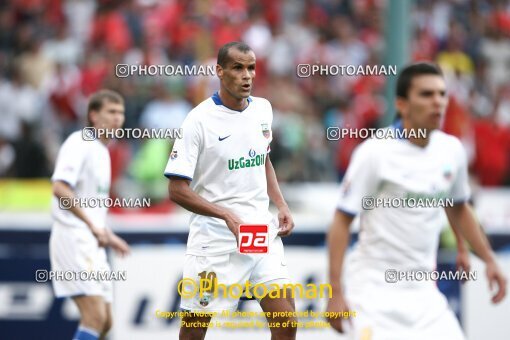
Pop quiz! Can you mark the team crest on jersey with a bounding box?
[261,123,270,139]
[199,293,211,307]
[170,150,178,160]
[443,164,453,181]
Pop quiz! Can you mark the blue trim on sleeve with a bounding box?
[56,293,86,299]
[211,92,252,112]
[51,179,76,189]
[452,198,470,206]
[164,172,192,181]
[337,207,357,217]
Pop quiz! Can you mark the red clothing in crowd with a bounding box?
[472,118,510,186]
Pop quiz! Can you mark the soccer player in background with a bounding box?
[165,42,296,340]
[50,89,130,340]
[326,63,507,339]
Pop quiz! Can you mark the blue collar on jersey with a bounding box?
[211,91,252,112]
[391,119,405,139]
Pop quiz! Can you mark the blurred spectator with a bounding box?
[0,135,15,177]
[139,83,190,130]
[11,122,49,178]
[16,38,54,89]
[472,114,510,186]
[42,22,82,65]
[480,23,510,92]
[44,63,84,136]
[0,0,508,191]
[0,68,41,141]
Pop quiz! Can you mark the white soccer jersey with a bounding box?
[164,92,276,256]
[51,131,111,230]
[337,124,471,276]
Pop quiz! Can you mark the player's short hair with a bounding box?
[217,41,252,68]
[396,62,443,99]
[87,89,124,126]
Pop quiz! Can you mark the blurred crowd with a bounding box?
[0,0,509,204]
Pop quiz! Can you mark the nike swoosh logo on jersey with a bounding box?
[218,135,231,141]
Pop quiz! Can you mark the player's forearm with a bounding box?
[265,157,288,209]
[327,211,353,291]
[52,181,95,229]
[450,221,468,252]
[446,203,496,264]
[168,180,230,221]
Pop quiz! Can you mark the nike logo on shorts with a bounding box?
[218,135,231,141]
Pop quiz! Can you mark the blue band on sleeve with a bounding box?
[337,207,357,217]
[51,179,75,189]
[452,198,470,206]
[164,173,192,181]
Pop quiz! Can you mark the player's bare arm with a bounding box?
[450,221,471,274]
[265,155,294,237]
[105,228,130,257]
[168,178,244,240]
[325,210,354,333]
[445,203,507,303]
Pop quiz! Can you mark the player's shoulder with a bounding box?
[191,97,212,114]
[181,98,212,125]
[431,130,464,151]
[249,96,272,110]
[353,136,381,159]
[62,130,86,147]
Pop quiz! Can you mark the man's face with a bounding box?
[396,75,448,132]
[216,48,256,99]
[91,100,125,132]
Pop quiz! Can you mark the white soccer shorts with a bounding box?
[49,223,113,303]
[180,236,290,313]
[344,284,465,340]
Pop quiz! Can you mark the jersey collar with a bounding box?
[211,91,252,112]
[391,119,405,139]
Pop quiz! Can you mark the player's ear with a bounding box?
[395,97,408,119]
[89,110,99,127]
[216,64,223,79]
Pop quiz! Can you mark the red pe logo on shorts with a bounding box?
[238,224,268,253]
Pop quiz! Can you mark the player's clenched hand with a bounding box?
[107,229,131,257]
[224,211,244,242]
[277,205,294,237]
[326,292,351,333]
[90,225,109,247]
[456,249,471,283]
[486,260,507,304]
